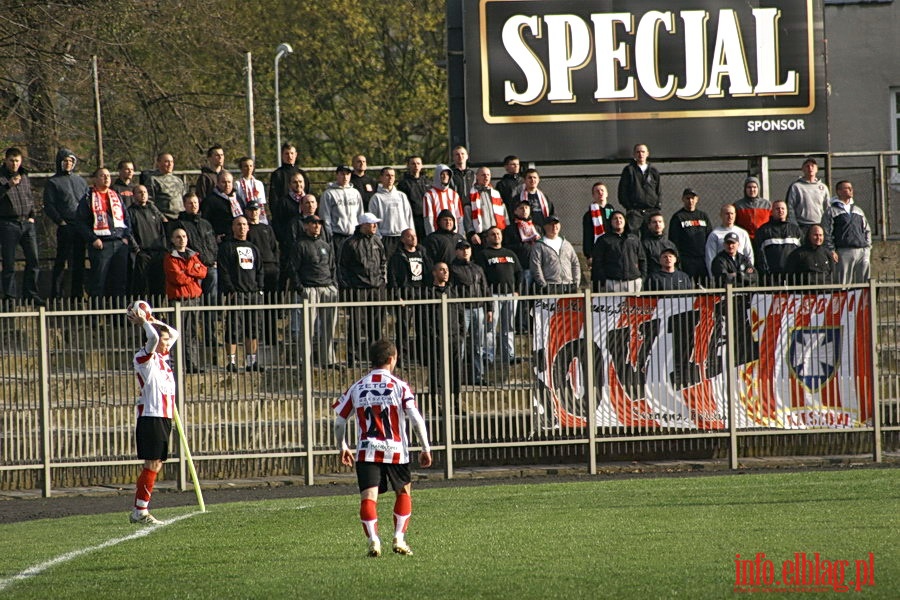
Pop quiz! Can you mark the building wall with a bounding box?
[825,1,900,152]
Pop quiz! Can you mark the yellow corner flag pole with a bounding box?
[173,405,206,512]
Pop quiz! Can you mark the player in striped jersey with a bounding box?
[333,339,432,557]
[129,311,179,525]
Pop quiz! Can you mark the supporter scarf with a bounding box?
[515,218,540,243]
[519,188,550,217]
[469,186,507,232]
[216,190,243,218]
[238,177,268,223]
[590,203,607,242]
[91,188,126,236]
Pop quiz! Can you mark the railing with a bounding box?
[2,282,898,496]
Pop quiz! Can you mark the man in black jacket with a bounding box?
[591,211,646,293]
[396,156,428,240]
[754,200,801,285]
[388,228,431,365]
[202,171,243,240]
[711,232,758,287]
[495,155,523,214]
[785,225,835,286]
[43,148,89,300]
[618,143,661,237]
[174,193,218,301]
[74,167,132,306]
[641,211,678,275]
[217,216,265,372]
[291,214,338,367]
[0,147,42,305]
[476,226,522,367]
[127,185,168,297]
[645,248,694,291]
[340,213,387,367]
[424,209,466,267]
[269,143,312,203]
[194,145,225,205]
[451,240,492,385]
[668,188,712,282]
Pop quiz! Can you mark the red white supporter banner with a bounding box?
[532,291,873,430]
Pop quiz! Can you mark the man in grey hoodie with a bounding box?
[43,148,89,300]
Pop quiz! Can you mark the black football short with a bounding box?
[136,416,173,461]
[356,461,411,494]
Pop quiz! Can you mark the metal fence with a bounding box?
[1,282,898,496]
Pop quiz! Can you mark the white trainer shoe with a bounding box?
[129,509,162,525]
[392,537,413,555]
[367,538,382,557]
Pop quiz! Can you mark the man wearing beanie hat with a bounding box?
[734,176,771,240]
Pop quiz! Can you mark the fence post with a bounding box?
[583,288,597,475]
[441,295,454,479]
[302,298,316,484]
[725,285,739,470]
[38,307,52,497]
[868,280,882,462]
[877,153,888,241]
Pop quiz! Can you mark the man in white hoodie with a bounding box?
[320,164,364,255]
[368,167,415,260]
[704,203,753,278]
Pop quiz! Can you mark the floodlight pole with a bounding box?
[274,43,294,168]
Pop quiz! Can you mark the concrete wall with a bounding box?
[825,2,900,152]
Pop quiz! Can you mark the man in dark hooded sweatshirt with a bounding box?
[424,209,466,267]
[340,213,387,368]
[43,148,89,300]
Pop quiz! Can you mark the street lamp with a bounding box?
[274,43,294,168]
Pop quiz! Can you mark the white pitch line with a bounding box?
[0,512,198,593]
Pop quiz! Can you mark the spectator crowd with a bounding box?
[0,142,873,378]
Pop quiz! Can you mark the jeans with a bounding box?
[0,219,40,298]
[51,224,85,299]
[461,306,486,380]
[87,238,129,299]
[293,285,339,364]
[486,294,517,363]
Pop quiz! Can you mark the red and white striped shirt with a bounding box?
[333,369,418,464]
[133,321,179,419]
[422,186,464,234]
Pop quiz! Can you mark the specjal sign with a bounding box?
[458,0,827,162]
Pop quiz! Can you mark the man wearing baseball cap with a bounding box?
[291,213,339,367]
[645,247,693,291]
[668,188,711,281]
[710,231,757,287]
[245,200,280,305]
[340,212,387,368]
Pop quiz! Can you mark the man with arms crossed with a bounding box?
[333,339,432,557]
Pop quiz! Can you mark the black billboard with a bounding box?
[457,0,828,162]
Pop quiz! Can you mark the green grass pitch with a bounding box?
[1,468,897,599]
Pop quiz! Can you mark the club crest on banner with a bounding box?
[787,327,841,393]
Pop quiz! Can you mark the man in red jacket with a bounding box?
[163,226,208,373]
